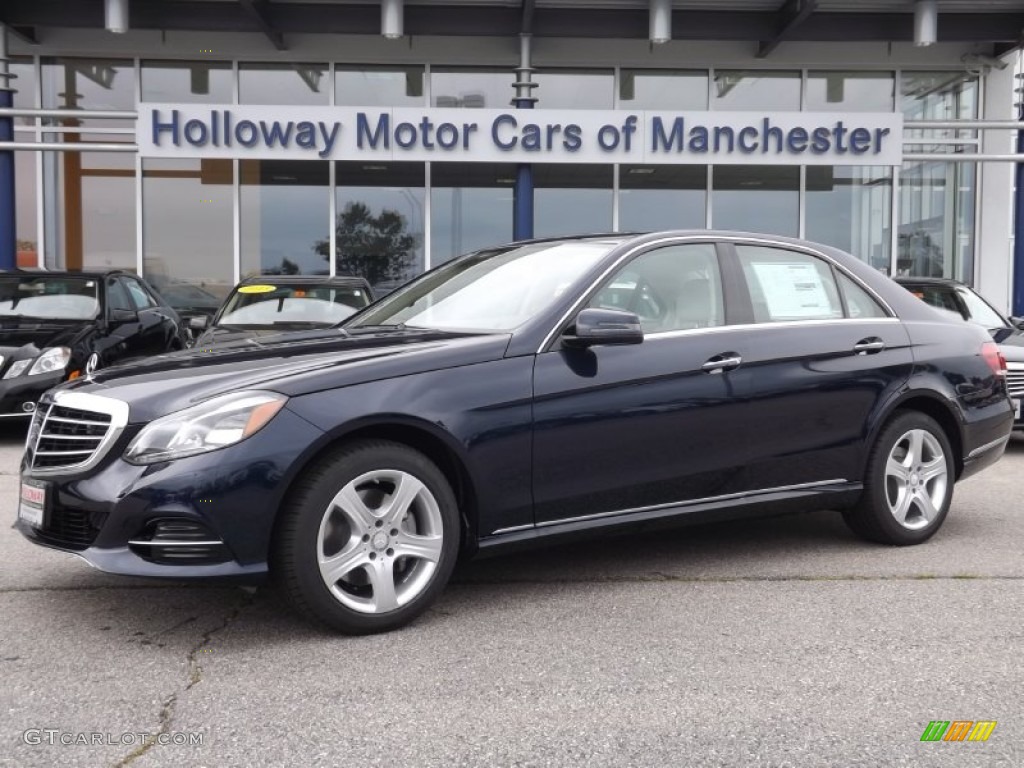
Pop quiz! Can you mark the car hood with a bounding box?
[0,319,91,359]
[57,327,512,423]
[994,327,1024,363]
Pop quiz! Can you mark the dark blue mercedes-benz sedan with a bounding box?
[15,232,1015,633]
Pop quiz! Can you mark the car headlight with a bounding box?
[27,347,71,376]
[4,359,32,379]
[124,390,288,465]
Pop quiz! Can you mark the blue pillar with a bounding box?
[1014,111,1024,317]
[0,56,14,271]
[512,33,536,242]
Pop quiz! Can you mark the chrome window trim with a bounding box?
[536,234,897,354]
[29,391,130,477]
[490,479,849,535]
[641,317,900,343]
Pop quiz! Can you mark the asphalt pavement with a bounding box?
[1,420,1022,768]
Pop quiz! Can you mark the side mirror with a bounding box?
[563,308,643,348]
[189,315,209,331]
[1009,316,1024,331]
[108,307,139,325]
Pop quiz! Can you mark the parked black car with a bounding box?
[16,233,1014,634]
[896,277,1023,430]
[190,275,373,348]
[151,281,224,326]
[0,270,188,418]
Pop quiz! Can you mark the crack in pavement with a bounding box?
[110,588,257,768]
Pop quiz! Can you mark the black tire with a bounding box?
[273,439,460,634]
[843,410,955,545]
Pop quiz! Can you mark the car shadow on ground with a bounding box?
[8,428,1024,642]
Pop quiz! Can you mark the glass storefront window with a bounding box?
[241,161,329,278]
[431,163,515,264]
[432,68,513,109]
[899,72,979,282]
[240,62,329,105]
[806,71,894,112]
[142,158,234,300]
[712,70,800,111]
[42,151,136,272]
[619,70,708,110]
[334,162,425,292]
[11,57,38,268]
[898,160,976,282]
[711,165,799,236]
[534,69,614,109]
[806,166,892,272]
[141,60,233,103]
[619,166,706,232]
[336,66,424,106]
[534,165,613,238]
[41,58,134,129]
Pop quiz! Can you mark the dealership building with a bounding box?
[1,1,1022,312]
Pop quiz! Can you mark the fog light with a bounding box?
[21,402,36,413]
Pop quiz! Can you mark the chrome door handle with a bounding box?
[701,355,742,373]
[853,338,886,354]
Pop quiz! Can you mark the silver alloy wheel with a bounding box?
[884,429,948,531]
[316,469,444,614]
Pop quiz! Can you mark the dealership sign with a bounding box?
[138,105,903,166]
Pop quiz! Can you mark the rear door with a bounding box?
[724,242,914,491]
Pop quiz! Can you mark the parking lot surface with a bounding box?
[2,421,1022,767]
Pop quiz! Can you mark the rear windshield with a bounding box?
[0,276,100,321]
[218,283,370,327]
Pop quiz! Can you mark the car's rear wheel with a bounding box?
[843,411,954,545]
[274,440,460,634]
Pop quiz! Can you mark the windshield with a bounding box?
[0,275,100,321]
[218,283,371,327]
[346,240,620,332]
[957,287,1008,330]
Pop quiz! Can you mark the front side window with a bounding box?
[0,276,100,321]
[737,246,843,322]
[906,285,965,321]
[590,243,724,333]
[122,279,156,310]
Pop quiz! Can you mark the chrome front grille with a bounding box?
[28,392,130,474]
[1007,366,1024,398]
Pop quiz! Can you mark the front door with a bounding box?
[531,241,751,525]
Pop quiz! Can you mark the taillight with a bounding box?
[981,341,1007,378]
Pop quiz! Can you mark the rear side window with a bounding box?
[837,273,888,318]
[736,245,843,322]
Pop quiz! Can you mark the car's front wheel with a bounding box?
[843,411,954,545]
[274,440,460,634]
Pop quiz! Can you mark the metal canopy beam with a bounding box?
[238,0,286,50]
[757,0,818,59]
[1,1,1022,44]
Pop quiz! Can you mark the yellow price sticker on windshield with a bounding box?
[237,285,277,294]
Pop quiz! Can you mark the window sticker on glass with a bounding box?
[752,262,834,319]
[238,285,277,294]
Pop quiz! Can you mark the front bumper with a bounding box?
[15,404,323,581]
[0,371,64,417]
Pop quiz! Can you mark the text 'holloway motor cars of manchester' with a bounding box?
[15,232,1014,633]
